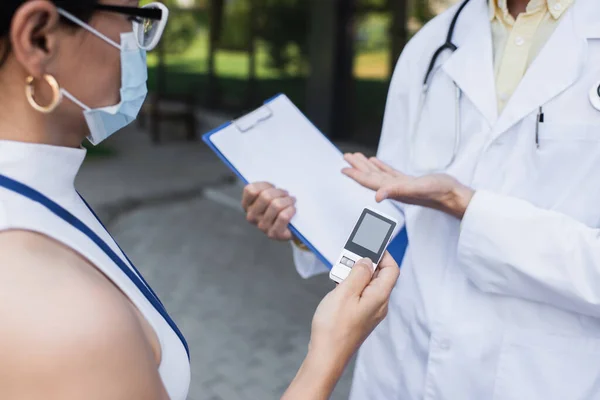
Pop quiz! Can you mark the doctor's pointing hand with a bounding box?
[341,153,474,219]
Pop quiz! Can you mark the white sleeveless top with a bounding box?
[0,140,190,400]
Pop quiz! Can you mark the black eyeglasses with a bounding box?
[94,4,163,21]
[90,2,169,51]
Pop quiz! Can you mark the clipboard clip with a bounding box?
[232,104,274,133]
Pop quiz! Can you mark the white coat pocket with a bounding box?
[493,330,600,400]
[530,122,600,227]
[539,122,600,142]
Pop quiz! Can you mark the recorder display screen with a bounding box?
[345,209,397,261]
[351,213,393,253]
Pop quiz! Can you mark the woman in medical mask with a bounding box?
[0,1,399,399]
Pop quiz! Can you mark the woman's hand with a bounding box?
[282,254,400,400]
[310,253,399,362]
[342,153,474,219]
[242,182,296,240]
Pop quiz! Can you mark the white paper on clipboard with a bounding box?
[204,94,403,267]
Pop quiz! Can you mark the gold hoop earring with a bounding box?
[25,74,62,114]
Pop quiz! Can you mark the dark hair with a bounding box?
[0,0,98,67]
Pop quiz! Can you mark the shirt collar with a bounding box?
[547,0,574,18]
[0,140,87,200]
[488,0,574,22]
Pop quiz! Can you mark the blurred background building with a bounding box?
[141,0,458,147]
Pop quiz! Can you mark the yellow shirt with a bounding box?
[490,0,574,112]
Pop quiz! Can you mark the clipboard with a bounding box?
[203,94,404,268]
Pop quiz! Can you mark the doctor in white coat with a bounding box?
[242,0,600,398]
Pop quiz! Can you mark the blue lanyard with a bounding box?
[0,174,190,360]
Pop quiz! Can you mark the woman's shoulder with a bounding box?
[0,229,144,340]
[0,230,165,399]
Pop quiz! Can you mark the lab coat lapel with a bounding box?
[441,0,497,127]
[492,5,586,138]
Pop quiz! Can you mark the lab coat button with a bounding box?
[439,339,451,351]
[554,3,562,11]
[515,36,525,46]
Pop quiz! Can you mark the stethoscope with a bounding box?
[412,0,600,172]
[410,0,472,173]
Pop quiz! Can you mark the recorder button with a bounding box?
[342,257,355,268]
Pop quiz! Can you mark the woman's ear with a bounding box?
[9,0,62,78]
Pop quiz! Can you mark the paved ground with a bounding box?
[76,115,374,400]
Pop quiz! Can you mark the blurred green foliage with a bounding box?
[219,0,251,51]
[144,0,442,146]
[151,0,437,73]
[355,13,391,53]
[162,1,206,54]
[356,0,388,6]
[413,0,436,27]
[217,0,435,74]
[254,0,310,75]
[217,0,309,75]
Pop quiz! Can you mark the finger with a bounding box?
[369,253,400,297]
[376,183,407,202]
[370,158,402,176]
[247,188,289,223]
[342,168,382,191]
[372,268,382,280]
[268,206,296,240]
[242,182,273,211]
[261,196,296,231]
[374,302,390,322]
[353,153,380,172]
[376,252,397,272]
[344,153,374,172]
[341,167,367,182]
[375,188,389,202]
[338,258,374,297]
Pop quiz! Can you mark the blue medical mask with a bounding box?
[57,9,149,145]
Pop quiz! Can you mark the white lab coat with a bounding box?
[292,0,600,398]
